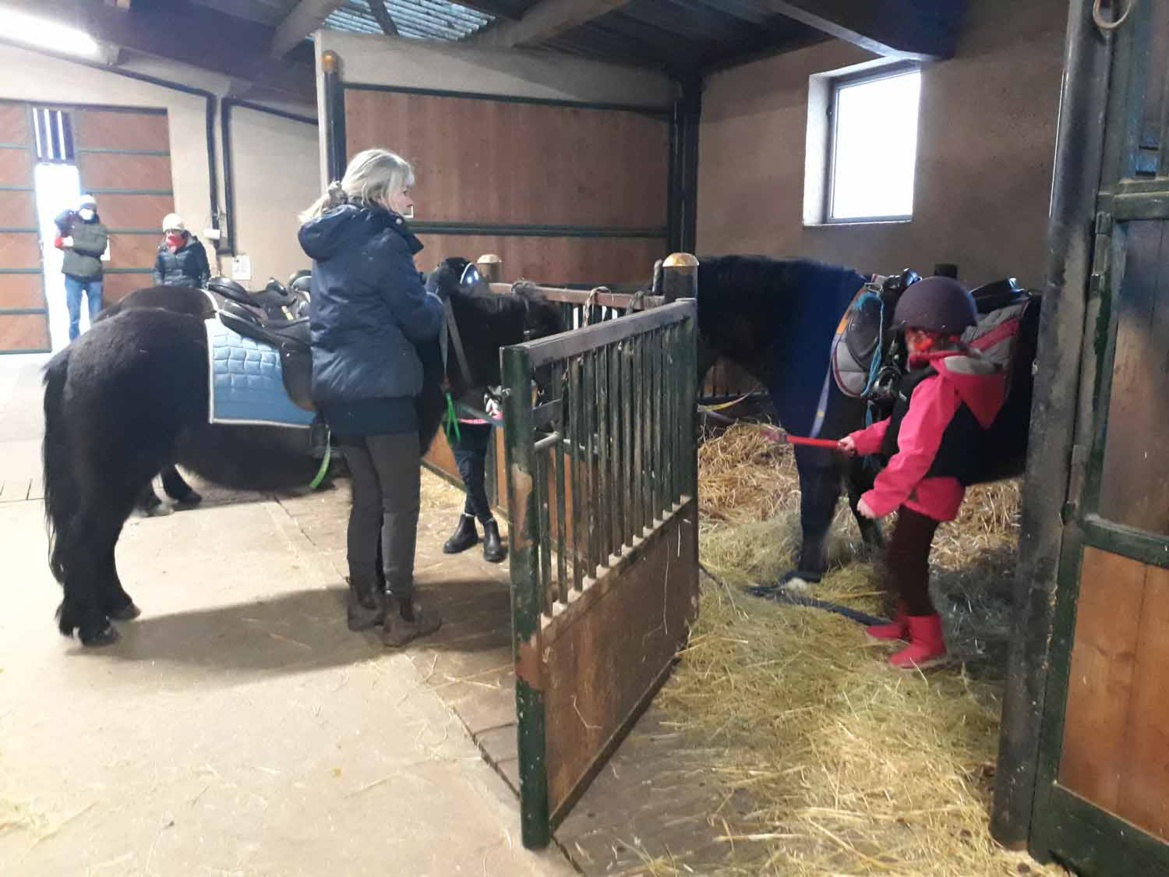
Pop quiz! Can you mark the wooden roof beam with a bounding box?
[468,0,633,48]
[271,0,349,58]
[758,0,966,61]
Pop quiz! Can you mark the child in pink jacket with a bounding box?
[839,277,1006,669]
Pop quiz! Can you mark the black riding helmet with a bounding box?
[892,275,978,334]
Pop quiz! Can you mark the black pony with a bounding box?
[693,255,1040,586]
[43,266,563,646]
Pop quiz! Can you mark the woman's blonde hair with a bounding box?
[300,148,415,221]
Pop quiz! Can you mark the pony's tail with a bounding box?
[42,349,77,583]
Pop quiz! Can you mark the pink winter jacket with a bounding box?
[847,350,1007,522]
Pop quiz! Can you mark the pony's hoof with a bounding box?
[109,602,142,622]
[80,624,121,648]
[138,502,173,518]
[779,570,822,592]
[174,491,203,509]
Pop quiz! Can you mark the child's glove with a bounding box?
[61,236,74,248]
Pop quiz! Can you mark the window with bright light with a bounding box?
[826,66,921,223]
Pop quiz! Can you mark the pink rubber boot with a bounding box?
[866,601,909,642]
[889,614,947,669]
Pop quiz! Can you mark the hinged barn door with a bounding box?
[1028,2,1169,872]
[0,102,49,354]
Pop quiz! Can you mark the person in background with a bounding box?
[441,409,507,564]
[54,194,108,342]
[299,148,445,648]
[839,277,1006,670]
[152,213,211,287]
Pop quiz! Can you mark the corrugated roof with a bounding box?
[324,0,493,42]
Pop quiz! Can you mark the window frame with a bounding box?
[32,107,76,164]
[823,62,921,225]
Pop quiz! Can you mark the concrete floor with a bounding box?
[0,355,574,877]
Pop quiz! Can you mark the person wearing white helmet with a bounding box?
[152,213,210,288]
[53,194,108,341]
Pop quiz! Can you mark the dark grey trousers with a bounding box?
[343,432,421,599]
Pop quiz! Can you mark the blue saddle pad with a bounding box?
[206,318,315,428]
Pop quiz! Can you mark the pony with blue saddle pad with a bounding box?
[41,267,563,647]
[692,255,1041,589]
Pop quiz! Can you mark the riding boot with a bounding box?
[443,514,479,554]
[346,577,385,632]
[482,519,507,563]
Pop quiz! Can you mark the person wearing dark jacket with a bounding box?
[299,148,444,648]
[839,277,1006,670]
[55,194,108,341]
[152,213,210,287]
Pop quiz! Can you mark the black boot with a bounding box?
[443,514,479,554]
[482,519,507,563]
[346,577,385,631]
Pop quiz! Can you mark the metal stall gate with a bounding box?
[501,300,700,848]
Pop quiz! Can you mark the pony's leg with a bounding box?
[160,465,201,505]
[60,502,126,646]
[783,448,843,588]
[100,539,140,621]
[845,455,885,552]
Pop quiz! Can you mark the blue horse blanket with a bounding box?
[206,318,315,428]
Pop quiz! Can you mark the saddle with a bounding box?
[217,303,314,412]
[206,277,305,322]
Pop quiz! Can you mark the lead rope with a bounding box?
[309,427,331,490]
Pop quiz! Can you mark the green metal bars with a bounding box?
[502,300,699,848]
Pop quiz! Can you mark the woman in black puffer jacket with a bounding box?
[299,148,445,648]
[152,213,210,287]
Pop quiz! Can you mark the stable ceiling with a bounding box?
[0,0,966,104]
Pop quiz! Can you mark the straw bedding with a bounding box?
[646,423,1065,876]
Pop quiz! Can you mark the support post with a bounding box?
[321,51,347,183]
[661,253,698,302]
[477,253,503,283]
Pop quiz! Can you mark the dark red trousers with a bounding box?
[884,506,941,616]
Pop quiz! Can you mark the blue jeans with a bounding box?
[64,276,103,341]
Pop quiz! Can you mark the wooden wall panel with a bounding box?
[94,194,174,235]
[0,103,30,144]
[0,190,36,225]
[0,149,34,188]
[345,90,668,229]
[108,234,161,270]
[0,233,41,270]
[0,314,50,351]
[0,274,44,309]
[102,273,154,303]
[77,153,173,194]
[416,235,664,286]
[1115,563,1169,842]
[1060,547,1146,810]
[73,110,169,152]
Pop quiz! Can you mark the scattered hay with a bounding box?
[658,421,1049,875]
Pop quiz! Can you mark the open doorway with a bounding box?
[35,163,82,351]
[30,106,84,352]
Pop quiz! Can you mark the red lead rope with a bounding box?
[760,426,843,450]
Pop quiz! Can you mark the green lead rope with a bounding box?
[443,392,461,443]
[309,428,332,490]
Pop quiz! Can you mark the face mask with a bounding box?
[78,209,94,221]
[166,232,185,250]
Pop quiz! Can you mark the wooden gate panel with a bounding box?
[0,147,34,188]
[0,190,35,222]
[72,109,169,152]
[76,153,173,194]
[0,233,40,270]
[0,314,49,350]
[542,505,697,815]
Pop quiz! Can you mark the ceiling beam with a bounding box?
[756,0,965,61]
[5,0,316,102]
[271,0,349,59]
[468,0,633,48]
